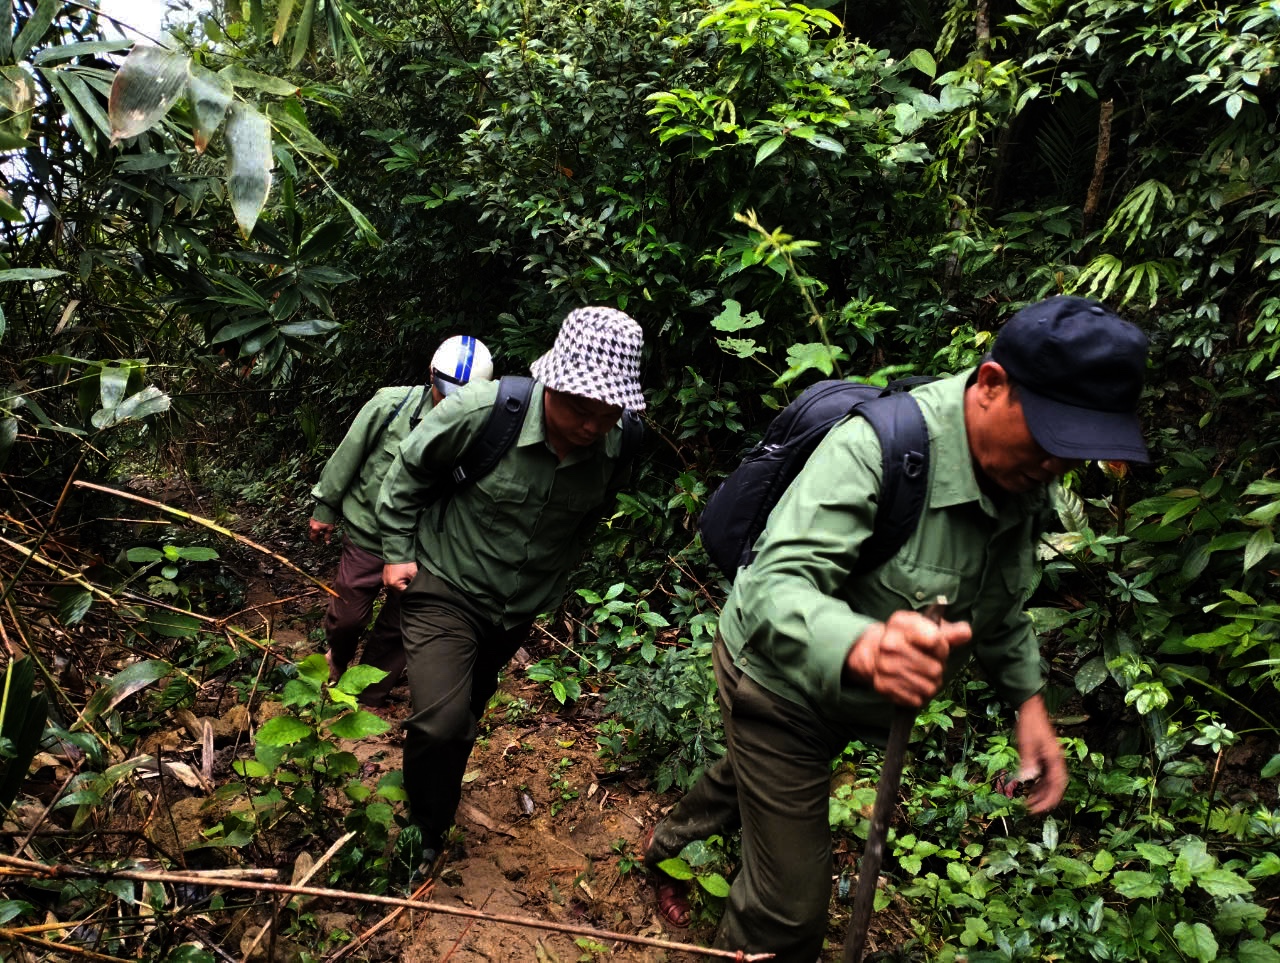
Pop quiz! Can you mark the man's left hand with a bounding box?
[1015,693,1068,814]
[309,518,335,544]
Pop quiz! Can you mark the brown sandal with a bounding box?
[644,828,692,928]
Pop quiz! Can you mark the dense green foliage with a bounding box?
[2,0,1279,959]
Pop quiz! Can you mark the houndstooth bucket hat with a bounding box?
[531,307,646,411]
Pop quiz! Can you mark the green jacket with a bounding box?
[719,370,1048,737]
[311,385,434,554]
[377,379,624,629]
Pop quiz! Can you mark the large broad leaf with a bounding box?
[98,363,130,412]
[711,299,766,333]
[776,342,847,386]
[51,587,93,626]
[0,187,20,220]
[256,715,311,748]
[110,386,171,425]
[0,65,36,147]
[108,45,190,144]
[1172,921,1217,963]
[1244,527,1274,572]
[328,709,391,740]
[225,103,272,238]
[146,611,203,638]
[82,660,173,725]
[187,67,233,154]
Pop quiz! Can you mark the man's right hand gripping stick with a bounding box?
[846,598,970,708]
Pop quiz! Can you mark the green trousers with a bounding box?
[399,569,531,843]
[648,637,851,962]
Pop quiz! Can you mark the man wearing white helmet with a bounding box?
[309,335,494,707]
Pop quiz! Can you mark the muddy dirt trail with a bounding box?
[205,531,904,962]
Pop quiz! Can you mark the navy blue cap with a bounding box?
[991,296,1150,463]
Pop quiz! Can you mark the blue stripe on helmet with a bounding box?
[455,335,476,382]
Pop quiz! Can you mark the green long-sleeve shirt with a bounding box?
[376,379,622,629]
[719,369,1048,737]
[311,385,434,553]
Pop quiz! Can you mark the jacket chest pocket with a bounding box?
[473,472,531,538]
[874,561,962,615]
[541,485,604,529]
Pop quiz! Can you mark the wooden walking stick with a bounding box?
[843,597,947,963]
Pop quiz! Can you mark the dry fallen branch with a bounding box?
[0,853,774,961]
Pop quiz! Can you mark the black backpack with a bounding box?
[699,379,932,579]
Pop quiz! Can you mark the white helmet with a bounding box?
[431,335,494,396]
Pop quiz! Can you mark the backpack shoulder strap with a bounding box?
[453,375,535,487]
[362,387,420,464]
[849,390,930,576]
[607,410,645,498]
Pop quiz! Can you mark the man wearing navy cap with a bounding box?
[646,296,1150,958]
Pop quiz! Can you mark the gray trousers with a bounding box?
[399,568,530,843]
[647,637,850,962]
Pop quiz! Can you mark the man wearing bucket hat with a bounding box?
[645,296,1149,958]
[376,307,645,873]
[309,335,494,708]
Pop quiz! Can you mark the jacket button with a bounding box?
[915,590,926,600]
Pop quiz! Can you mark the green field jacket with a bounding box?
[311,385,433,554]
[377,379,623,629]
[719,369,1049,738]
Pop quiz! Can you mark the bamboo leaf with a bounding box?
[81,660,174,726]
[146,612,203,638]
[14,0,59,62]
[188,66,233,153]
[42,70,98,157]
[0,268,66,282]
[32,39,132,64]
[330,186,380,246]
[218,65,299,97]
[225,103,273,239]
[108,45,190,144]
[290,0,318,68]
[273,0,298,45]
[112,386,171,424]
[0,1,11,62]
[279,318,340,338]
[61,70,114,143]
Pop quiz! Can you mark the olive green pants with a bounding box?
[398,569,531,844]
[647,637,851,962]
